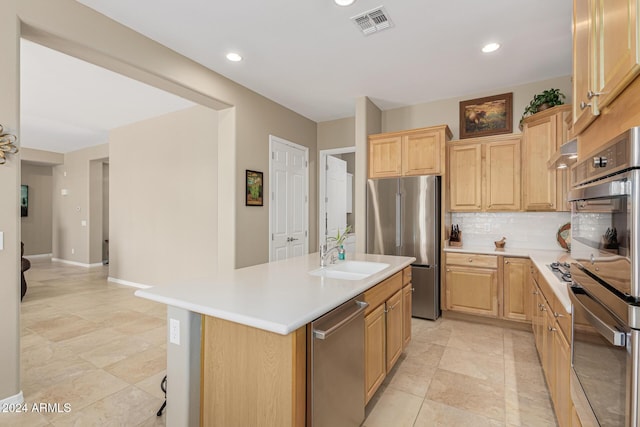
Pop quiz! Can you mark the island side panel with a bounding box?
[200,315,306,427]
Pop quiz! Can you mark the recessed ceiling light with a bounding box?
[226,52,243,62]
[335,0,355,6]
[482,43,501,53]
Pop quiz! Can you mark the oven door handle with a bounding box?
[569,286,626,347]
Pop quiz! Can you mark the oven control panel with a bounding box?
[573,128,639,186]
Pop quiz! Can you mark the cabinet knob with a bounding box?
[587,90,602,100]
[505,261,510,264]
[468,258,473,262]
[554,312,564,318]
[446,269,450,272]
[548,326,557,332]
[411,288,415,292]
[580,101,591,110]
[532,290,539,295]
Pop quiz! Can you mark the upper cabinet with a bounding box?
[522,105,571,211]
[572,0,640,136]
[368,125,452,178]
[448,134,521,212]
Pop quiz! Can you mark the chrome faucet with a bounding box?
[320,244,340,267]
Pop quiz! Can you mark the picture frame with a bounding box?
[245,170,264,206]
[459,92,513,139]
[21,184,28,217]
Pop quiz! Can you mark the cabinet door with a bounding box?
[385,289,403,372]
[402,283,412,349]
[485,138,521,211]
[553,328,572,427]
[594,0,640,109]
[364,304,386,404]
[522,115,557,211]
[573,0,598,134]
[503,257,530,322]
[445,265,498,317]
[402,131,441,176]
[448,143,482,211]
[369,136,402,178]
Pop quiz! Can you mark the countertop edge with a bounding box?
[135,254,415,335]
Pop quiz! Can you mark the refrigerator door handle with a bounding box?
[395,192,401,248]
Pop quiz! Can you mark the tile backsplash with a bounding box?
[451,212,571,250]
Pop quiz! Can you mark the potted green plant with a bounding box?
[328,225,352,247]
[519,88,566,129]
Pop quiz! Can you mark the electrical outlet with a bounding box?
[170,318,180,345]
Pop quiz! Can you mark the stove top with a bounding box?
[547,262,572,283]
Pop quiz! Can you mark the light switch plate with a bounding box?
[0,231,3,250]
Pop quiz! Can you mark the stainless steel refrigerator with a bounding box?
[366,176,440,320]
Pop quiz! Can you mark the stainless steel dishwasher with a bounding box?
[309,294,368,427]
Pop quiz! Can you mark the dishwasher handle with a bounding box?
[313,300,368,340]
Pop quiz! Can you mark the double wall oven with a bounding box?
[568,127,640,426]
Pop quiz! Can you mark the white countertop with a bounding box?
[444,245,572,313]
[135,253,414,335]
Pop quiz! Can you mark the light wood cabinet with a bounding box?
[402,284,412,349]
[364,303,386,404]
[530,264,573,427]
[385,289,403,371]
[448,134,521,212]
[402,266,412,349]
[368,125,452,178]
[521,105,571,211]
[572,0,640,135]
[368,136,402,178]
[502,257,530,322]
[444,253,499,317]
[363,270,410,404]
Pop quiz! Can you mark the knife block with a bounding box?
[449,232,462,247]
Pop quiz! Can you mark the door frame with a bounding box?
[318,147,355,247]
[268,135,309,261]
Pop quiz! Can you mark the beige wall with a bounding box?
[317,117,355,151]
[0,0,21,401]
[109,106,220,286]
[382,75,573,138]
[20,163,53,255]
[52,143,108,264]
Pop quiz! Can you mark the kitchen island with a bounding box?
[135,252,415,426]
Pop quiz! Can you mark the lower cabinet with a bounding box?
[530,265,572,427]
[444,253,498,317]
[444,253,530,322]
[503,257,531,321]
[364,267,412,404]
[364,303,386,403]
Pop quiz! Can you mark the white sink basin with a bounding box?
[309,261,390,281]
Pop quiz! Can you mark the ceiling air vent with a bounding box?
[351,6,392,35]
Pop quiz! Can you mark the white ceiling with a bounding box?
[21,0,573,152]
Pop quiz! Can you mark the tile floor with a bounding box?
[1,260,167,427]
[2,260,557,426]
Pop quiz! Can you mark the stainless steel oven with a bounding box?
[569,127,640,426]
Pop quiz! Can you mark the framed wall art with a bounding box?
[21,184,28,217]
[459,92,513,139]
[245,170,264,206]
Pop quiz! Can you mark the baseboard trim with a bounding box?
[24,253,52,261]
[52,258,104,268]
[107,277,152,289]
[0,391,24,409]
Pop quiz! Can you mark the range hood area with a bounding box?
[547,138,577,169]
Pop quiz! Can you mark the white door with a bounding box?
[326,155,348,241]
[270,136,309,261]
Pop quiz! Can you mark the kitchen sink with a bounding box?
[309,261,389,281]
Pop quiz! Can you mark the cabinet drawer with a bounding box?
[403,267,412,285]
[364,272,402,316]
[446,253,498,268]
